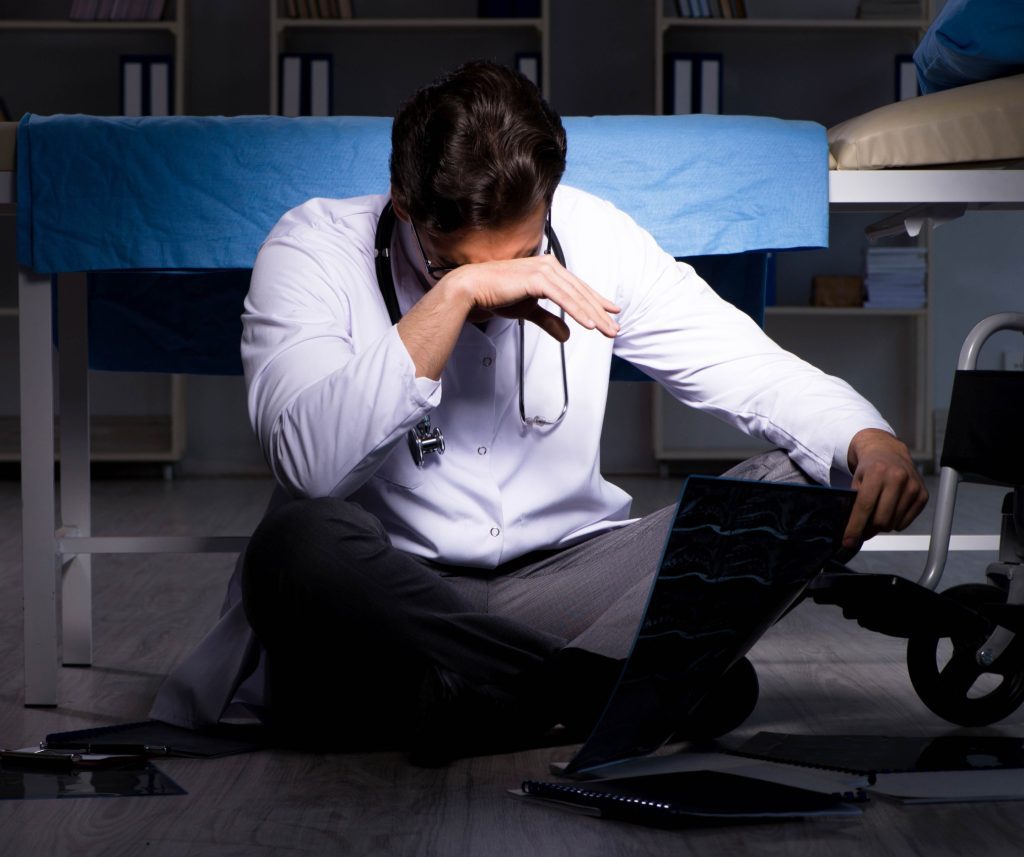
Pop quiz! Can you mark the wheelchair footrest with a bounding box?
[807,570,1023,638]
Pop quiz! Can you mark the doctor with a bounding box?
[155,61,927,763]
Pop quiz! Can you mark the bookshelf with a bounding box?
[269,0,550,116]
[0,1,187,468]
[0,2,186,115]
[651,0,937,465]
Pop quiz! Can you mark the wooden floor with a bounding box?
[1,472,1023,856]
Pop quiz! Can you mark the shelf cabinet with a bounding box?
[0,2,188,466]
[269,0,550,115]
[0,1,186,116]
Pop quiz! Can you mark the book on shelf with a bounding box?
[516,52,542,91]
[676,1,746,19]
[114,0,156,19]
[895,54,920,101]
[863,245,926,308]
[664,52,722,115]
[729,732,1024,804]
[286,0,353,18]
[74,0,164,20]
[479,1,542,17]
[69,0,100,19]
[279,53,333,117]
[121,55,173,117]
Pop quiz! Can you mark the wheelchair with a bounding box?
[807,313,1024,727]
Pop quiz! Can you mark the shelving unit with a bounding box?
[651,0,937,466]
[269,0,550,115]
[0,4,186,115]
[0,2,187,467]
[654,5,933,114]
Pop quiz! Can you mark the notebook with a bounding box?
[561,475,856,776]
[512,769,863,827]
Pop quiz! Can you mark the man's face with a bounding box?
[413,202,548,321]
[418,202,547,273]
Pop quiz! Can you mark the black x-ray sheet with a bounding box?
[564,476,855,776]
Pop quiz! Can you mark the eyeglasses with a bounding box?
[410,211,553,282]
[411,222,460,282]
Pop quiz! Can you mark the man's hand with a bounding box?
[444,254,621,342]
[843,428,928,549]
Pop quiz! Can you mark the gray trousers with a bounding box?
[241,450,813,740]
[438,449,815,662]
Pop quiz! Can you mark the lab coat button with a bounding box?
[482,357,493,367]
[490,527,500,537]
[477,446,487,455]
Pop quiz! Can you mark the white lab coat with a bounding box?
[150,185,891,727]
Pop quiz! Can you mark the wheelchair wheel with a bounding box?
[906,583,1024,727]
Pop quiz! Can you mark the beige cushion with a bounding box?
[828,73,1024,170]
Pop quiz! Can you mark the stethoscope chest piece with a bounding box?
[408,416,445,468]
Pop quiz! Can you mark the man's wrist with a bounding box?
[847,427,899,472]
[432,270,477,318]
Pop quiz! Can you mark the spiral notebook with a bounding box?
[512,769,863,827]
[561,475,856,776]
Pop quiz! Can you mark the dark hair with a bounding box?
[390,60,567,236]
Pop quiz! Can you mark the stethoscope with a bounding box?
[374,201,569,467]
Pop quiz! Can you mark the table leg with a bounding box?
[19,269,58,706]
[58,273,92,666]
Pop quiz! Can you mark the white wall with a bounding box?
[930,211,1024,409]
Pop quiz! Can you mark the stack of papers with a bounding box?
[727,732,1024,805]
[864,246,927,308]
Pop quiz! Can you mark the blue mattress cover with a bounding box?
[16,113,827,272]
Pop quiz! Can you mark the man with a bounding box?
[236,61,927,762]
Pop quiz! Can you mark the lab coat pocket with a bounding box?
[371,443,425,491]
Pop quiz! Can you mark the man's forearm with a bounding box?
[397,279,474,380]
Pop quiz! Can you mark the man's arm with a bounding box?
[843,428,929,549]
[397,254,620,380]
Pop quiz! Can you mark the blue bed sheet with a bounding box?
[17,113,827,272]
[16,113,827,374]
